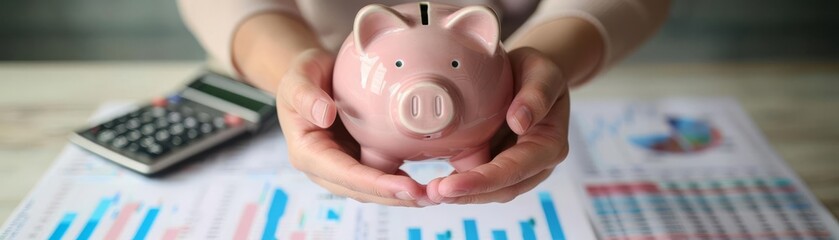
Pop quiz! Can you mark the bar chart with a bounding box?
[339,184,596,240]
[37,190,184,240]
[0,144,347,240]
[569,99,839,239]
[400,192,565,240]
[9,175,348,240]
[28,181,199,240]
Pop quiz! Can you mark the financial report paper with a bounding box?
[2,98,838,240]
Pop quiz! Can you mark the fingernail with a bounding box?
[395,191,414,201]
[512,106,532,133]
[311,99,328,127]
[418,200,436,207]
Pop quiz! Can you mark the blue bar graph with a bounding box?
[436,230,451,240]
[326,208,340,221]
[132,207,160,240]
[463,219,478,240]
[408,228,422,240]
[48,212,77,240]
[77,197,113,240]
[539,192,566,240]
[492,230,508,240]
[400,191,566,240]
[261,188,288,240]
[519,220,536,240]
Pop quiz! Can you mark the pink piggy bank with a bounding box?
[333,2,513,174]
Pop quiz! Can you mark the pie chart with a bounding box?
[629,116,721,153]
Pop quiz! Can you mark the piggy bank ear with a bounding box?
[354,4,411,53]
[444,6,500,55]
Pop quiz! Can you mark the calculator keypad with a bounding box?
[80,96,241,163]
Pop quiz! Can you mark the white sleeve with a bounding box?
[177,0,301,76]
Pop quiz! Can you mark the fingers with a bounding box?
[277,49,337,128]
[435,93,570,199]
[506,47,568,135]
[307,174,434,207]
[290,137,428,204]
[439,169,553,204]
[434,135,565,199]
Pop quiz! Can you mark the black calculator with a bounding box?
[70,72,277,174]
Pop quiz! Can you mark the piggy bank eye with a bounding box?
[451,60,460,69]
[395,60,404,68]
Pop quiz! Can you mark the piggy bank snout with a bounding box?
[394,80,458,137]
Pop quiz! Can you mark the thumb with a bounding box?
[277,49,337,128]
[506,48,567,135]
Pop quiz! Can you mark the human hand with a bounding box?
[426,47,571,204]
[276,49,434,207]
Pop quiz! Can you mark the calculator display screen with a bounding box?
[190,81,270,112]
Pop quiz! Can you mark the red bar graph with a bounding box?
[234,203,259,240]
[103,202,139,240]
[291,231,307,240]
[162,227,182,240]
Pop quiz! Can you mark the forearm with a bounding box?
[507,0,670,87]
[507,18,604,87]
[232,13,323,94]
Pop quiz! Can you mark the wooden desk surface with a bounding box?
[1,62,837,221]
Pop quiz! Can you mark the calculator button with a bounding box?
[140,137,155,147]
[127,130,142,141]
[213,117,226,129]
[155,118,169,128]
[200,123,214,134]
[114,124,128,135]
[141,124,156,135]
[170,124,185,135]
[167,95,182,104]
[186,129,200,139]
[155,130,171,141]
[224,114,243,127]
[126,119,141,129]
[152,97,168,107]
[97,130,116,143]
[103,121,116,128]
[126,143,140,152]
[184,117,198,128]
[111,136,128,149]
[129,111,141,118]
[167,112,182,123]
[140,112,154,123]
[171,136,184,147]
[147,144,163,155]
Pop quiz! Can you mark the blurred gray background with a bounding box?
[0,0,837,62]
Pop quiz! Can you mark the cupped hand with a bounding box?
[426,47,571,204]
[276,49,434,207]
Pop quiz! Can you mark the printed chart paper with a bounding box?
[0,103,349,240]
[569,98,839,239]
[3,98,839,240]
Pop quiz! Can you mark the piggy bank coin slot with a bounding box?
[420,2,430,25]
